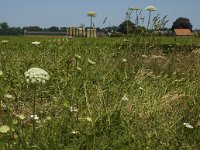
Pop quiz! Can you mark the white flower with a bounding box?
[24,67,50,84]
[122,59,127,62]
[71,130,79,134]
[145,5,157,11]
[1,40,8,43]
[87,11,96,17]
[69,106,78,112]
[0,70,3,76]
[17,114,26,120]
[32,41,40,45]
[88,59,96,65]
[5,94,15,100]
[121,94,129,101]
[86,117,92,122]
[31,115,39,120]
[0,125,10,133]
[183,123,193,129]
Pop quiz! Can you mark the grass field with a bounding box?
[0,36,200,149]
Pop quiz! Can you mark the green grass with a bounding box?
[0,36,200,149]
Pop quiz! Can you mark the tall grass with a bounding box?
[0,36,200,149]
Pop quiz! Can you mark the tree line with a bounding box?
[0,17,194,36]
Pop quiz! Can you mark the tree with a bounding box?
[118,20,135,34]
[172,17,192,31]
[48,26,60,32]
[0,22,9,29]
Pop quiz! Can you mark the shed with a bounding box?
[174,29,193,36]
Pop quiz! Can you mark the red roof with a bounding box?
[174,29,192,36]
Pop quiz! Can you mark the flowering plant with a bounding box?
[24,67,50,84]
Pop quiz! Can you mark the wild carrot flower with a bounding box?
[1,40,8,43]
[145,5,157,29]
[24,67,50,84]
[31,115,39,120]
[69,106,78,112]
[32,41,40,45]
[0,125,10,133]
[17,114,26,120]
[121,94,129,101]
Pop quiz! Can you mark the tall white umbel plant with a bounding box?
[87,11,96,28]
[145,6,157,29]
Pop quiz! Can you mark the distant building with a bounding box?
[173,29,193,36]
[24,30,67,36]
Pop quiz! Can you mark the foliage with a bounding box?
[0,36,200,149]
[118,20,135,34]
[172,17,193,31]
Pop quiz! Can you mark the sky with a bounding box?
[0,0,200,29]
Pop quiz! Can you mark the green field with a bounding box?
[0,36,200,149]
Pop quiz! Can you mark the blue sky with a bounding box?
[0,0,199,29]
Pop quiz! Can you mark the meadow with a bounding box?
[0,35,200,149]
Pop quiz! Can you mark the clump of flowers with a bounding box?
[24,67,50,84]
[0,125,10,133]
[32,41,40,45]
[145,5,157,11]
[1,40,8,43]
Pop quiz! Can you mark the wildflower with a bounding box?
[71,130,79,134]
[145,5,157,11]
[1,40,8,43]
[69,106,78,112]
[86,117,92,122]
[17,114,26,120]
[183,123,193,129]
[122,59,127,62]
[0,125,10,133]
[31,115,39,120]
[24,67,50,84]
[75,54,81,59]
[87,11,96,17]
[46,116,52,120]
[32,41,40,45]
[88,59,96,65]
[0,70,3,76]
[5,94,15,100]
[121,94,129,101]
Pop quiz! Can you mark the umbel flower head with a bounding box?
[145,5,157,11]
[87,11,96,17]
[24,67,50,84]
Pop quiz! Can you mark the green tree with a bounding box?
[118,20,135,34]
[172,17,192,31]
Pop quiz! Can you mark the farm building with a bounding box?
[24,30,67,36]
[173,29,193,36]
